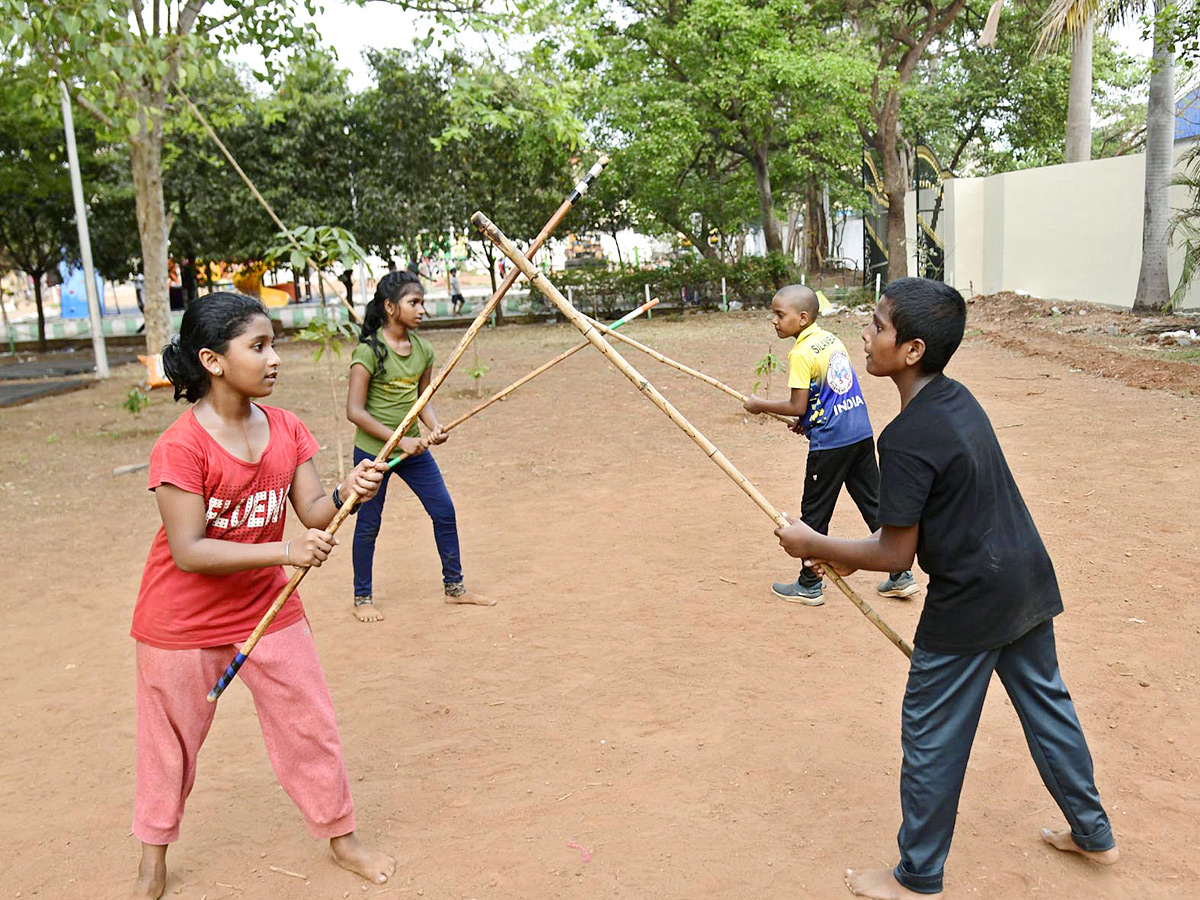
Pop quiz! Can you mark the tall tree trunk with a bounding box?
[1066,21,1094,163]
[484,243,497,294]
[750,147,783,255]
[1133,13,1175,313]
[876,94,911,281]
[805,181,829,272]
[32,271,47,351]
[611,229,623,265]
[129,130,172,355]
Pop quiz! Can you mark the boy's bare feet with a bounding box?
[330,832,395,884]
[352,601,384,623]
[131,843,167,900]
[1040,828,1119,865]
[845,868,941,900]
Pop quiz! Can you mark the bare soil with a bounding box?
[1,306,1198,899]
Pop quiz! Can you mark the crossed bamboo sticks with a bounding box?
[208,160,910,701]
[471,212,913,660]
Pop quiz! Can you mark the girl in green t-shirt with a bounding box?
[346,271,495,621]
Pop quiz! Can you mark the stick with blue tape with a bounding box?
[206,157,611,703]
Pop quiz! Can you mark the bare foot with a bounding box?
[844,868,941,900]
[444,589,496,606]
[331,832,395,884]
[131,843,167,900]
[352,599,384,623]
[1041,828,1119,865]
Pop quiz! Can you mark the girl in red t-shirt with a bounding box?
[129,293,392,900]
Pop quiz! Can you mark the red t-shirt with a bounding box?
[130,404,320,650]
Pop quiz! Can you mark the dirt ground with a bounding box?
[1,299,1198,900]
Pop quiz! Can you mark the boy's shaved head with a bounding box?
[774,284,819,319]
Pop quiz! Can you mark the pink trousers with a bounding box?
[134,619,355,844]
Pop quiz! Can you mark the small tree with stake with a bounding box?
[266,225,369,480]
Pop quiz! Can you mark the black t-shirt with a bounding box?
[877,375,1062,654]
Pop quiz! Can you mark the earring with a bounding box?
[215,368,222,376]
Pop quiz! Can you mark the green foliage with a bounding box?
[122,386,150,416]
[752,348,784,396]
[1169,141,1200,308]
[266,225,370,276]
[296,312,358,362]
[464,350,490,396]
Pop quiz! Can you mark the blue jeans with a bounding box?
[894,619,1114,894]
[351,446,463,596]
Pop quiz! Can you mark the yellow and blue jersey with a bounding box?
[788,323,874,450]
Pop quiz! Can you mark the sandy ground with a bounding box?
[1,301,1198,899]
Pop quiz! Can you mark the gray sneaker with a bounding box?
[877,571,920,599]
[771,579,825,606]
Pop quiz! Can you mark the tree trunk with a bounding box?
[878,105,910,281]
[750,147,783,255]
[805,181,829,272]
[1066,21,1094,163]
[611,229,623,265]
[32,272,47,351]
[1133,14,1175,313]
[485,243,498,294]
[129,130,172,355]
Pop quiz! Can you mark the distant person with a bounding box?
[743,284,918,604]
[449,267,466,315]
[773,277,1116,899]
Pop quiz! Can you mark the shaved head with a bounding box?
[774,284,819,320]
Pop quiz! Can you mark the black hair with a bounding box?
[161,292,270,403]
[360,270,424,365]
[880,277,967,374]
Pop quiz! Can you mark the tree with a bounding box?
[0,0,484,356]
[0,65,133,348]
[587,0,870,260]
[845,0,970,280]
[1039,0,1190,312]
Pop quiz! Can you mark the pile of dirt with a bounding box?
[968,291,1200,396]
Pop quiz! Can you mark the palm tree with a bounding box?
[1039,0,1177,312]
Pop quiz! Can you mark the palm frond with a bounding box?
[1036,0,1145,56]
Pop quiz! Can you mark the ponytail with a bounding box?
[161,292,269,403]
[360,269,423,365]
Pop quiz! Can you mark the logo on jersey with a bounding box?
[827,351,854,395]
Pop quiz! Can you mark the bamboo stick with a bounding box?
[385,298,659,472]
[579,313,796,428]
[205,158,611,702]
[472,211,912,660]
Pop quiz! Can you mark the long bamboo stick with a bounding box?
[175,85,360,323]
[205,158,611,702]
[579,313,796,428]
[385,298,659,472]
[472,211,912,660]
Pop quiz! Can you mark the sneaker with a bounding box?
[877,571,921,599]
[771,579,825,606]
[444,582,497,606]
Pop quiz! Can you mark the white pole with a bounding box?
[801,273,806,285]
[644,282,652,318]
[60,83,108,378]
[875,272,881,303]
[721,275,727,312]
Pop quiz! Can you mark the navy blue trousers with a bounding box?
[895,619,1114,894]
[351,446,463,596]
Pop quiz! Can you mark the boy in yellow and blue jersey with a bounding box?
[744,285,918,605]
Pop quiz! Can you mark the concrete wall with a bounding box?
[942,141,1200,311]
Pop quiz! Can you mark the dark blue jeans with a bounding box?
[894,619,1114,894]
[351,446,463,596]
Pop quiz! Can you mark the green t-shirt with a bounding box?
[350,333,435,457]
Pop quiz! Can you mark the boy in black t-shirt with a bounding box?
[773,278,1117,899]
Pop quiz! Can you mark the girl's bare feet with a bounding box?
[1041,828,1120,865]
[352,597,384,623]
[131,843,167,900]
[330,832,395,884]
[845,868,941,900]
